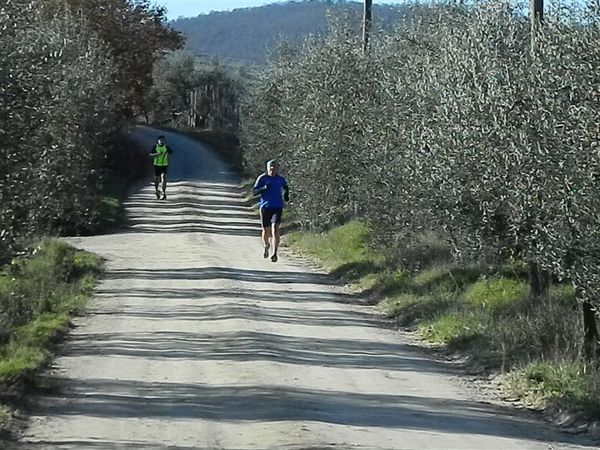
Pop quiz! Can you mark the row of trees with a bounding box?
[148,52,247,131]
[242,2,600,355]
[0,0,182,260]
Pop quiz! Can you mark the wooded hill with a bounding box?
[171,0,409,63]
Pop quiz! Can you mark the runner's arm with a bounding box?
[253,175,268,195]
[283,181,290,202]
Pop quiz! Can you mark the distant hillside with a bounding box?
[171,0,410,63]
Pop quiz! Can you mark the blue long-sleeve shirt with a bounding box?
[253,173,289,208]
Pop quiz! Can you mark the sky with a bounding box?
[159,0,408,20]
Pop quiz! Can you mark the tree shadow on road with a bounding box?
[61,330,437,372]
[124,200,252,211]
[96,286,357,304]
[125,225,260,236]
[127,217,259,229]
[106,267,338,285]
[126,209,258,221]
[88,300,382,328]
[26,378,597,448]
[121,180,267,237]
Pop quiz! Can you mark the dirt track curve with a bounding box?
[16,126,594,449]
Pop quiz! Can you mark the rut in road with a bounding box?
[16,127,594,449]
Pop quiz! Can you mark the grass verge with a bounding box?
[0,240,103,432]
[504,361,600,417]
[285,219,600,420]
[286,221,385,290]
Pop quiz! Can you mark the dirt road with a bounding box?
[17,127,593,449]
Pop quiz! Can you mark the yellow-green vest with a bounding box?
[153,145,169,166]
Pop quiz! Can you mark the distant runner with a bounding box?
[253,159,289,262]
[149,135,173,200]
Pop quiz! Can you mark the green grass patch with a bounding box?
[287,220,385,286]
[412,265,482,295]
[0,239,103,421]
[0,240,102,430]
[497,258,529,280]
[464,278,528,310]
[414,278,552,364]
[72,251,104,280]
[419,309,487,346]
[350,269,411,294]
[505,361,600,416]
[378,265,483,329]
[0,343,45,381]
[381,291,458,326]
[287,220,376,268]
[14,313,71,348]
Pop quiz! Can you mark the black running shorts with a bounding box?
[260,207,283,228]
[154,165,168,176]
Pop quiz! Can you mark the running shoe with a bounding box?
[263,244,270,258]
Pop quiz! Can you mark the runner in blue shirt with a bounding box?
[253,159,289,262]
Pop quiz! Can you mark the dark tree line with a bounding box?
[147,52,248,131]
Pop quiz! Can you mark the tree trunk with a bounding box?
[528,261,550,298]
[363,0,372,52]
[582,299,599,361]
[530,0,543,51]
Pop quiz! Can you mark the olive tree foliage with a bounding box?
[0,1,117,259]
[0,0,182,261]
[40,0,184,118]
[533,2,600,340]
[361,7,459,249]
[421,0,600,350]
[29,14,119,234]
[243,13,384,228]
[241,43,298,177]
[242,1,600,313]
[419,1,600,302]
